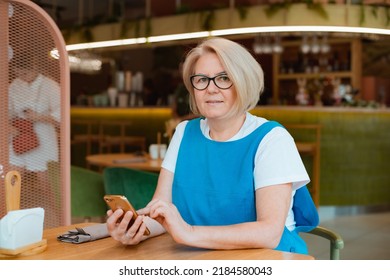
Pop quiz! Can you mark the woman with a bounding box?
[107,37,318,254]
[8,54,61,227]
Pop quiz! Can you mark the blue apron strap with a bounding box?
[275,186,319,254]
[293,186,319,233]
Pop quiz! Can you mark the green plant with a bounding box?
[145,17,152,38]
[265,2,291,18]
[360,4,366,25]
[353,2,389,27]
[236,5,249,21]
[119,20,130,38]
[119,17,150,39]
[387,6,390,26]
[265,1,328,20]
[175,4,191,14]
[305,1,328,20]
[66,24,94,43]
[199,9,216,31]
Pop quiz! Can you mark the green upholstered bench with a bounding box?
[103,167,158,210]
[71,165,108,222]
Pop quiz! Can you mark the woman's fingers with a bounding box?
[106,208,150,245]
[137,207,149,215]
[148,200,167,216]
[106,209,124,231]
[106,199,169,245]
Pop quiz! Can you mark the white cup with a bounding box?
[118,93,128,107]
[107,87,118,107]
[149,144,167,160]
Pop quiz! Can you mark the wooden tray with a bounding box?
[0,239,47,258]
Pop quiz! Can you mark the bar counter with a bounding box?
[71,106,390,207]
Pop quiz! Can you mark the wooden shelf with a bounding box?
[272,38,362,105]
[277,71,353,80]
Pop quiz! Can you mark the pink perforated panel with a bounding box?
[0,0,70,228]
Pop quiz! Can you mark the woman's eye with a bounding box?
[218,75,230,82]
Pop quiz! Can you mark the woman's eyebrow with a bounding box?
[193,71,227,76]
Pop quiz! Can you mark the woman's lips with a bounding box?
[206,100,223,103]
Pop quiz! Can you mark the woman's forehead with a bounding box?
[194,53,224,74]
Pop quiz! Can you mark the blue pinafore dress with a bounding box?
[172,118,319,254]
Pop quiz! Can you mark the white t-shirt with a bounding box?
[8,74,61,171]
[162,112,310,230]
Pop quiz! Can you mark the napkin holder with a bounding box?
[0,207,46,257]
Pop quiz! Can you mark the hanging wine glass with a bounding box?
[301,35,310,54]
[252,35,262,54]
[320,34,331,53]
[272,35,283,54]
[311,35,320,54]
[262,35,272,54]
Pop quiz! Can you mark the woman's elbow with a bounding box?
[269,225,285,249]
[254,224,284,249]
[268,235,282,249]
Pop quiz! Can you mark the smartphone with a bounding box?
[104,194,150,236]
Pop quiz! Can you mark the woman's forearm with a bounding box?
[181,221,283,250]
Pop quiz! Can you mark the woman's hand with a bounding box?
[106,208,165,245]
[144,199,194,245]
[23,109,39,122]
[24,109,58,126]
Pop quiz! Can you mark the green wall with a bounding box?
[71,106,390,207]
[252,107,390,206]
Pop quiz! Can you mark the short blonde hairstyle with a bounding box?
[182,37,264,116]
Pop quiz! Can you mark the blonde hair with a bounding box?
[182,37,264,116]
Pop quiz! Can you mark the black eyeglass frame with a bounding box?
[189,74,233,90]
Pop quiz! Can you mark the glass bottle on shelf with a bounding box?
[312,56,320,74]
[341,50,351,71]
[332,52,340,72]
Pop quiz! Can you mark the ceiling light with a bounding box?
[65,26,390,52]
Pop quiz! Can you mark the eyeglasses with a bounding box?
[190,74,233,90]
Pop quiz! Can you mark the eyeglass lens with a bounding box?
[190,74,233,90]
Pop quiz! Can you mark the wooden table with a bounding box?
[6,223,314,260]
[86,153,162,172]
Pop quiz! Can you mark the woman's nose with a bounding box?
[206,79,219,93]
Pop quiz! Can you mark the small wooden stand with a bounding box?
[0,239,47,258]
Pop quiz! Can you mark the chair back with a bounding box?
[103,167,158,210]
[284,124,322,207]
[99,121,146,153]
[0,0,70,228]
[71,166,107,221]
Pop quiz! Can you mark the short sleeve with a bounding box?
[254,126,310,191]
[161,120,188,173]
